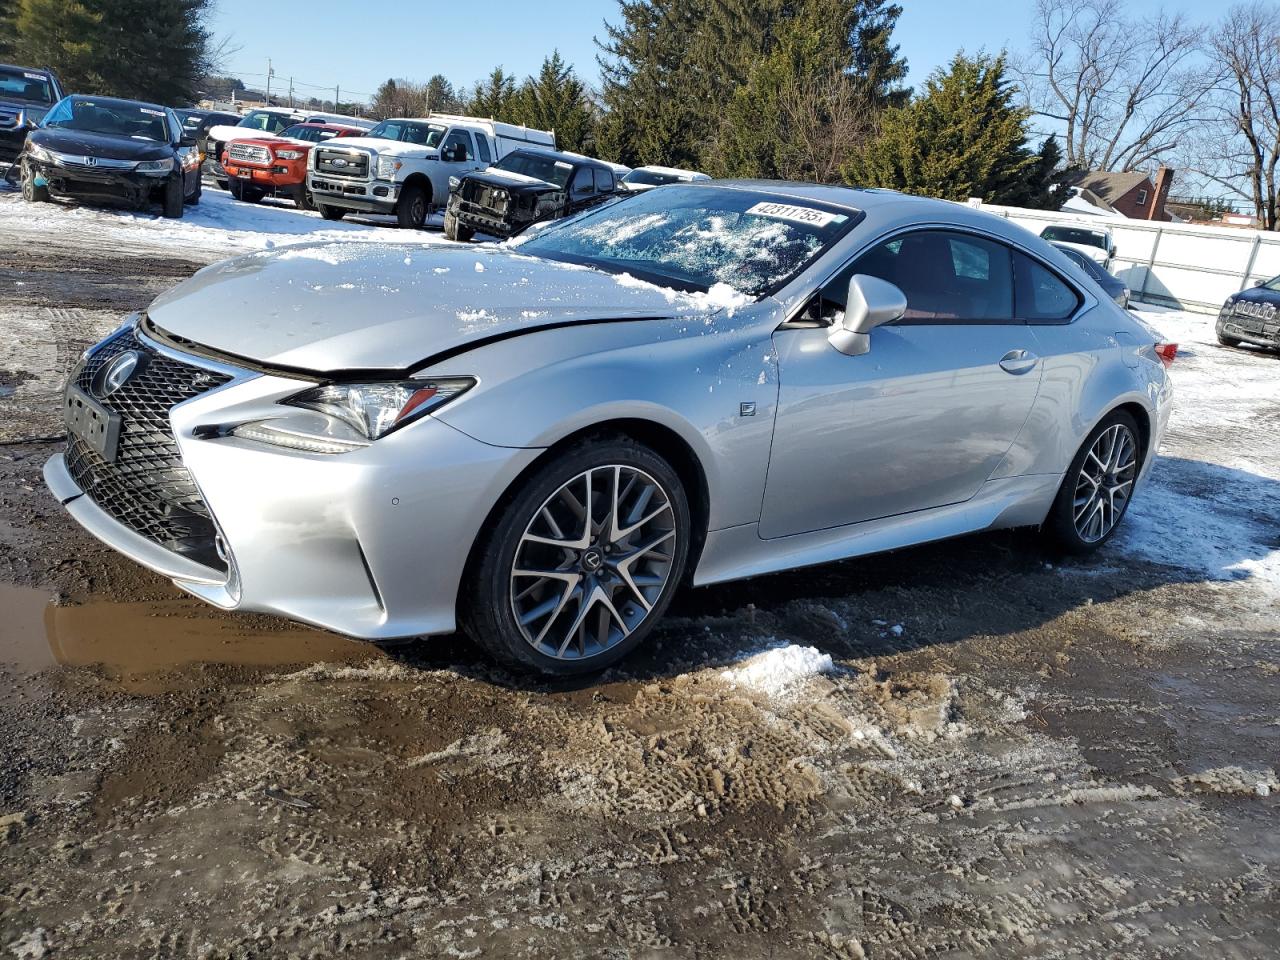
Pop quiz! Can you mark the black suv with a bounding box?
[0,63,64,164]
[1217,276,1280,351]
[444,148,620,242]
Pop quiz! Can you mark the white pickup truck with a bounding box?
[306,114,555,228]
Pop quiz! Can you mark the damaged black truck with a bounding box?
[0,63,63,166]
[443,147,621,242]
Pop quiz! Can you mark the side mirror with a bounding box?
[441,144,462,162]
[828,274,906,356]
[179,135,198,148]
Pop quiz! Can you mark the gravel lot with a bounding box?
[1,186,1278,959]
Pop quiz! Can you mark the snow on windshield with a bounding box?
[518,186,851,297]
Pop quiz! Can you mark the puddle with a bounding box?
[0,583,383,675]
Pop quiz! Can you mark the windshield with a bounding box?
[238,111,293,133]
[366,120,445,146]
[0,67,54,105]
[1041,226,1108,250]
[624,169,683,186]
[43,97,170,141]
[518,185,858,297]
[494,152,574,188]
[280,124,338,142]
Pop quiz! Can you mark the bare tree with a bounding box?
[1183,4,1280,230]
[775,72,877,184]
[1017,0,1211,171]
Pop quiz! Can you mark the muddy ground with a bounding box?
[1,190,1278,958]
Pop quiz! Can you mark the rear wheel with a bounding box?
[1046,410,1141,554]
[186,176,202,205]
[162,174,184,218]
[20,159,48,202]
[317,203,346,221]
[397,182,428,229]
[462,438,691,675]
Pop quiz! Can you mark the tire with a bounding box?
[317,203,346,221]
[1217,332,1241,348]
[443,210,474,243]
[294,187,315,211]
[462,437,692,676]
[397,182,428,229]
[162,174,184,218]
[186,176,201,205]
[216,179,228,191]
[20,159,48,202]
[229,179,263,204]
[1046,410,1142,554]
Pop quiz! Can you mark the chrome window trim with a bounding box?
[780,221,1097,328]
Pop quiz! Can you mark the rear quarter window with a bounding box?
[1014,251,1082,322]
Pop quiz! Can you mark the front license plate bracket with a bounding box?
[65,385,122,461]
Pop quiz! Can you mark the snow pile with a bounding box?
[719,641,836,698]
[613,271,752,315]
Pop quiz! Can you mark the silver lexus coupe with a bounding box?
[46,183,1175,674]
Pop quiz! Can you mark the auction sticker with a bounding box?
[24,72,45,81]
[747,201,846,227]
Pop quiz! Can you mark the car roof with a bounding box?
[64,93,168,113]
[1,63,53,75]
[508,146,608,169]
[702,179,953,212]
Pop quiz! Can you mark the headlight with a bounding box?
[230,378,475,453]
[277,150,302,160]
[375,155,400,180]
[135,157,175,174]
[448,175,460,191]
[26,142,53,163]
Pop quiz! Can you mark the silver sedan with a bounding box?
[45,182,1175,674]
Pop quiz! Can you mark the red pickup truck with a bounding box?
[222,122,365,209]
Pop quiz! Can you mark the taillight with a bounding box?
[1154,342,1178,367]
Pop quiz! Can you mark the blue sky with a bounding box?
[208,0,1201,104]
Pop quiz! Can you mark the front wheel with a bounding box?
[294,187,315,211]
[1217,332,1242,348]
[443,209,473,242]
[397,182,428,229]
[462,438,691,675]
[1046,410,1141,554]
[20,160,48,202]
[162,174,184,218]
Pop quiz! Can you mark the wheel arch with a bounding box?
[401,172,432,202]
[457,417,712,609]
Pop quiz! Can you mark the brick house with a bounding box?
[1068,167,1176,221]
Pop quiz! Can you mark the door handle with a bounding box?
[999,349,1039,375]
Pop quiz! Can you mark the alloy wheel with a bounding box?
[1072,423,1137,543]
[510,465,677,661]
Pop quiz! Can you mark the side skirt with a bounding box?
[692,474,1062,587]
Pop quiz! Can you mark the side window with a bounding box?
[594,167,614,193]
[1013,251,1081,322]
[827,230,1015,323]
[475,134,492,164]
[165,109,182,143]
[571,166,595,195]
[442,129,474,160]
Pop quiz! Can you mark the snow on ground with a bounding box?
[719,640,836,697]
[0,182,449,256]
[1118,307,1280,591]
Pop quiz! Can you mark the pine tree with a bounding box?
[13,0,212,103]
[846,52,1044,204]
[423,74,460,114]
[466,67,518,122]
[513,52,594,152]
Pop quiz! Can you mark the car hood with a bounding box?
[146,242,726,373]
[327,136,434,158]
[466,168,560,193]
[30,127,171,161]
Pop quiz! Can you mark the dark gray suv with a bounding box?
[0,63,63,164]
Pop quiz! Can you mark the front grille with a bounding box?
[314,146,369,179]
[0,108,19,130]
[64,328,234,572]
[227,142,271,165]
[462,181,509,215]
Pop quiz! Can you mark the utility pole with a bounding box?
[266,58,273,104]
[335,84,340,112]
[289,77,294,108]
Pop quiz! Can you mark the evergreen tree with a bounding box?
[467,67,518,121]
[846,52,1044,205]
[513,52,594,152]
[423,74,460,114]
[13,0,212,103]
[0,0,16,59]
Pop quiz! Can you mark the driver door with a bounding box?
[759,230,1045,539]
[431,129,482,202]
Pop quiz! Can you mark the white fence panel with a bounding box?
[981,203,1280,314]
